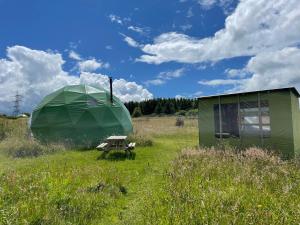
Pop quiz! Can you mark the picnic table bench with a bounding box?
[96,135,136,156]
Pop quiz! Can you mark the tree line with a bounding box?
[124,98,198,117]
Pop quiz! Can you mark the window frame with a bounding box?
[214,99,271,139]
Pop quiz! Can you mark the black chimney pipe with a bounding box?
[109,77,113,104]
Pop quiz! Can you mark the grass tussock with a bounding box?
[0,137,66,158]
[127,133,153,147]
[131,147,300,225]
[0,117,66,158]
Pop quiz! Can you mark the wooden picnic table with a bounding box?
[96,136,136,156]
[106,136,127,150]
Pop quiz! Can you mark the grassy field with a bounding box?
[1,116,300,224]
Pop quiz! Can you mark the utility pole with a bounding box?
[13,91,22,117]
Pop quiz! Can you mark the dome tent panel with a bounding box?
[34,88,64,110]
[64,85,86,93]
[75,110,99,128]
[65,103,88,125]
[51,108,73,127]
[30,84,133,147]
[109,105,132,133]
[63,91,84,104]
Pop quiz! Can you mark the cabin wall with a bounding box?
[291,92,300,156]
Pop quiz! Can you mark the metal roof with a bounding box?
[198,87,300,99]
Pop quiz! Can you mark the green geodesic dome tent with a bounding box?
[30,84,133,147]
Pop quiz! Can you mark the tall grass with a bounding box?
[0,117,28,140]
[130,147,300,225]
[132,116,198,137]
[2,116,300,224]
[0,165,128,224]
[0,117,65,158]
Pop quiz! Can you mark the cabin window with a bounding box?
[214,103,239,138]
[214,100,270,138]
[240,100,270,138]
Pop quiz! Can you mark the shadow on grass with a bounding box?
[97,151,136,161]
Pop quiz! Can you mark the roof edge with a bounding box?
[198,87,300,100]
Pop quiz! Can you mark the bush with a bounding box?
[0,137,66,158]
[186,109,198,117]
[175,110,187,116]
[127,134,153,147]
[132,106,143,117]
[175,116,184,127]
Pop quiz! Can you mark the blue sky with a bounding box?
[0,0,299,113]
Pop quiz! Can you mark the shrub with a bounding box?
[132,106,143,117]
[186,109,198,117]
[127,134,153,147]
[175,110,187,116]
[175,116,184,127]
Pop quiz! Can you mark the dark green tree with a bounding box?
[154,102,163,115]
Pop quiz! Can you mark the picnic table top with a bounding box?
[106,135,127,140]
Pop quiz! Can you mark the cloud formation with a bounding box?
[122,34,141,48]
[122,0,300,94]
[68,50,82,60]
[78,59,110,72]
[197,0,234,13]
[0,46,153,114]
[133,0,300,64]
[199,47,300,92]
[68,50,110,72]
[145,68,186,86]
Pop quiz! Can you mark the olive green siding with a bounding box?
[198,89,299,158]
[291,92,300,155]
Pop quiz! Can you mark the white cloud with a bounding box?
[199,47,300,92]
[225,68,249,78]
[128,26,145,35]
[175,90,203,99]
[68,50,81,60]
[69,51,110,72]
[237,47,300,92]
[180,24,193,31]
[145,68,185,86]
[136,0,300,64]
[78,59,104,72]
[175,94,184,99]
[193,91,203,97]
[198,0,216,9]
[0,46,153,114]
[122,34,141,48]
[198,0,234,14]
[108,14,131,26]
[158,68,185,79]
[199,79,241,86]
[80,72,153,102]
[145,79,166,86]
[105,45,112,50]
[108,14,123,25]
[187,7,194,18]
